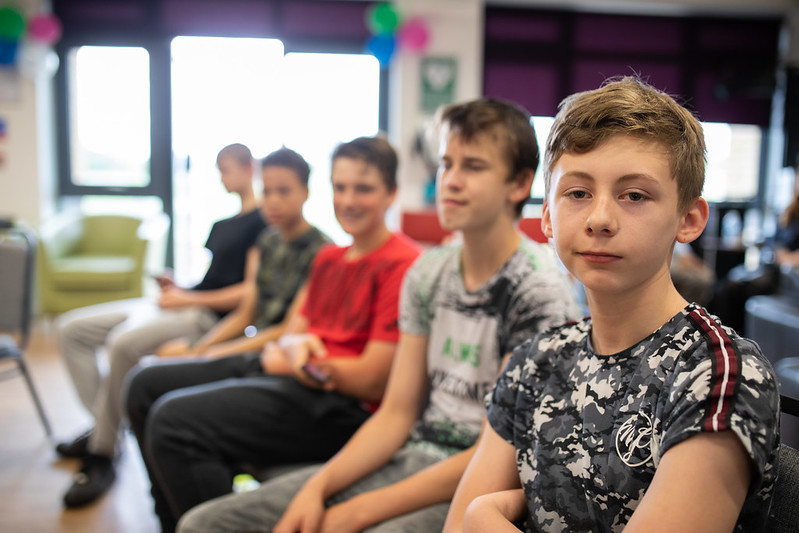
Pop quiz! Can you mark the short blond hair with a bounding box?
[544,76,706,211]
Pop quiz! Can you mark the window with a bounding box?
[67,46,151,187]
[170,37,380,284]
[527,118,762,204]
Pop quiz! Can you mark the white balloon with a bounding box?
[18,42,59,79]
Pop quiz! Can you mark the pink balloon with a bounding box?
[27,13,62,45]
[398,17,429,54]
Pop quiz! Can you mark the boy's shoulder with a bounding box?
[516,236,560,271]
[300,225,333,246]
[370,232,423,265]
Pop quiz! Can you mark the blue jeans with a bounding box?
[178,446,449,532]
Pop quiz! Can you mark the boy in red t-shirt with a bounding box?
[124,137,420,532]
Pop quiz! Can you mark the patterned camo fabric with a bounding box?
[488,303,780,532]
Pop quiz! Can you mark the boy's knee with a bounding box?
[146,395,198,453]
[57,314,84,342]
[176,503,210,533]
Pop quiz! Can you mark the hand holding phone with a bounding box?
[301,362,330,384]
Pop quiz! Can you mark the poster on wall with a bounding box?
[421,57,457,113]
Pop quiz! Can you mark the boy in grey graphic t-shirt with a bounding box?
[446,77,779,533]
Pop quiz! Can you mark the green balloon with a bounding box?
[367,3,401,35]
[0,7,25,41]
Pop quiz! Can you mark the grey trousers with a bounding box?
[58,298,218,456]
[178,446,450,533]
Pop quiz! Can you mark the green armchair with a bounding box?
[36,212,169,314]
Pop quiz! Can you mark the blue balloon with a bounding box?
[366,34,396,67]
[0,38,18,65]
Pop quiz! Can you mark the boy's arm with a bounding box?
[442,422,521,533]
[624,431,751,533]
[158,246,261,312]
[274,333,430,533]
[188,279,259,355]
[157,281,247,312]
[320,445,478,532]
[201,285,308,359]
[311,343,396,404]
[463,489,527,533]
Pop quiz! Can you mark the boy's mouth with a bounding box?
[440,197,466,208]
[579,251,622,264]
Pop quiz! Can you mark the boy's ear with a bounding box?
[542,200,554,239]
[676,197,709,244]
[508,169,535,206]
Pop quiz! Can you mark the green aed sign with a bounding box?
[421,57,457,113]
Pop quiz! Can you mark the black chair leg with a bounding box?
[16,358,52,437]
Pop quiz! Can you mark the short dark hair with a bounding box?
[439,98,539,217]
[216,143,253,167]
[332,136,398,192]
[261,147,311,186]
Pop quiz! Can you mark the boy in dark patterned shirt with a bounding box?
[444,77,780,532]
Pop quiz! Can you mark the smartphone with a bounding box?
[302,362,330,384]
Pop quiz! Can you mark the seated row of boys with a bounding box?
[61,77,780,532]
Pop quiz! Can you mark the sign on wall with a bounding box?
[421,56,457,113]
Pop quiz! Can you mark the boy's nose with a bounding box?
[439,169,463,190]
[585,197,618,235]
[335,188,356,206]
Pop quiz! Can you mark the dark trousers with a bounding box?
[124,353,371,532]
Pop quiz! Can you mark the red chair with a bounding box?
[400,211,548,245]
[518,217,548,243]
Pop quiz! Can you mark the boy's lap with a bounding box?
[178,448,448,532]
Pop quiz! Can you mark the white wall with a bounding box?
[0,0,56,230]
[389,0,484,215]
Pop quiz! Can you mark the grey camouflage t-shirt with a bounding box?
[253,226,330,330]
[488,303,779,532]
[400,237,581,456]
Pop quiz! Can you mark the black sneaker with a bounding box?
[55,429,93,458]
[62,454,116,508]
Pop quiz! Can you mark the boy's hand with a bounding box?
[463,489,527,533]
[279,334,331,389]
[274,482,326,533]
[155,338,193,357]
[260,342,291,374]
[318,497,373,533]
[153,274,175,290]
[157,286,191,309]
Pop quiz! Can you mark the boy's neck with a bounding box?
[347,225,391,260]
[238,188,257,214]
[460,218,521,292]
[586,275,688,355]
[279,218,312,242]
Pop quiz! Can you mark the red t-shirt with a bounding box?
[301,233,421,359]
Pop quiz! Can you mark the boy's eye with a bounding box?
[568,190,587,199]
[626,192,646,202]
